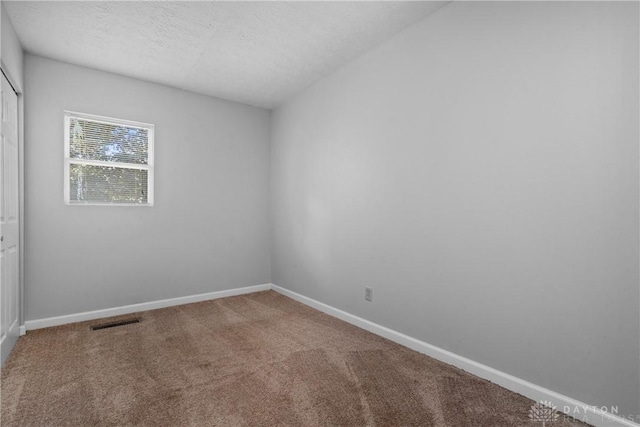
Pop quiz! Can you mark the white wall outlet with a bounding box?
[365,287,373,302]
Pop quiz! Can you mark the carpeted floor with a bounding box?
[2,291,588,426]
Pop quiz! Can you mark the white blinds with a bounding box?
[65,112,154,205]
[69,164,149,204]
[69,118,149,165]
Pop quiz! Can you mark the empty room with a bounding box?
[0,1,638,426]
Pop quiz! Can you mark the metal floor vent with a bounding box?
[91,318,140,331]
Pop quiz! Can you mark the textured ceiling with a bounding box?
[4,1,448,109]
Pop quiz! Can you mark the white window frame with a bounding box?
[64,111,154,206]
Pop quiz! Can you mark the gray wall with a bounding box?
[1,2,23,89]
[271,1,639,416]
[24,54,271,321]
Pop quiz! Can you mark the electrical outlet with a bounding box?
[365,287,373,302]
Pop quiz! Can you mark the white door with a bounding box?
[1,72,20,365]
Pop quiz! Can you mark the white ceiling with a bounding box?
[4,1,447,109]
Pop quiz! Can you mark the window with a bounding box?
[64,111,154,206]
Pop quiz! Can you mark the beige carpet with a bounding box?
[2,291,588,426]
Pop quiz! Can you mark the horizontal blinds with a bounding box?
[69,164,148,204]
[65,113,153,205]
[68,117,149,165]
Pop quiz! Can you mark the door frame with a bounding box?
[1,63,24,339]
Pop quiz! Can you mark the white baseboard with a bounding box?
[19,282,638,427]
[24,283,271,331]
[271,284,639,427]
